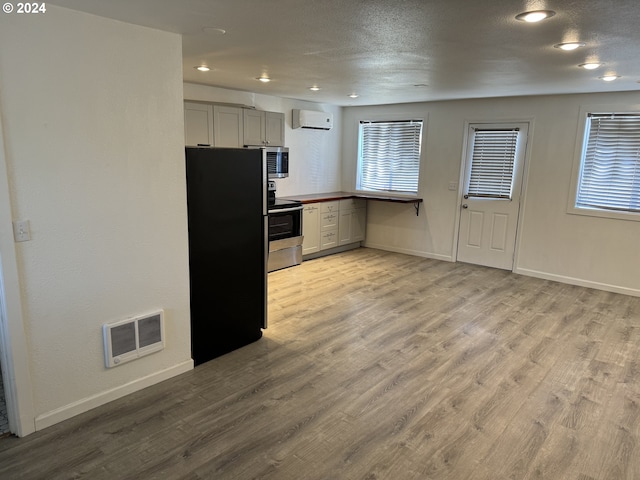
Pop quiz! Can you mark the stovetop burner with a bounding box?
[268,197,302,211]
[267,180,301,210]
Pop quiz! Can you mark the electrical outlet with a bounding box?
[13,219,31,242]
[448,182,458,191]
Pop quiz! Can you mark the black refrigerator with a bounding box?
[185,146,267,365]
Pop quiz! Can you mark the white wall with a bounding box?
[183,83,343,197]
[1,6,636,437]
[343,92,640,295]
[0,6,192,433]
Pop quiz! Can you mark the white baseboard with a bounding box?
[363,245,640,297]
[514,267,640,298]
[363,242,454,262]
[34,359,194,431]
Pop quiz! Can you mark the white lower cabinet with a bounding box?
[338,199,366,245]
[302,199,366,258]
[302,205,320,255]
[320,201,339,251]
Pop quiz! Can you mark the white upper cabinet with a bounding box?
[213,105,244,148]
[243,109,285,146]
[185,102,284,148]
[184,102,214,146]
[265,111,285,146]
[242,109,264,146]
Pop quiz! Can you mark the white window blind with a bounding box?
[577,113,640,213]
[358,120,422,194]
[467,128,519,199]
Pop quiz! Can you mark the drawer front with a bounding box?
[320,201,340,214]
[321,212,338,231]
[268,243,302,272]
[320,230,338,250]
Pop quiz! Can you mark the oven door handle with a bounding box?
[268,205,304,214]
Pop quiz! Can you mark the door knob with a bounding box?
[462,204,468,209]
[464,194,469,199]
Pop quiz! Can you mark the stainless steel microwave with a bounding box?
[264,146,289,179]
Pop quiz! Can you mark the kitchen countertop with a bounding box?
[279,191,423,215]
[280,191,423,204]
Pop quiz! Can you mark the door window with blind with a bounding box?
[466,127,521,199]
[570,111,640,220]
[357,119,423,195]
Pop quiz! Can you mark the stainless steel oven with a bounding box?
[267,184,303,272]
[268,203,302,240]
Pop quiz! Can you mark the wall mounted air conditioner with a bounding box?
[292,109,333,130]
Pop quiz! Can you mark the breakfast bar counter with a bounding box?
[280,191,423,215]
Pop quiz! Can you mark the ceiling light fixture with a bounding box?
[195,65,211,72]
[309,86,321,91]
[515,10,556,22]
[203,27,226,35]
[348,93,359,98]
[600,75,620,82]
[554,42,586,51]
[579,63,601,70]
[257,76,271,83]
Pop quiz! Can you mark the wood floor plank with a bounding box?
[1,248,640,479]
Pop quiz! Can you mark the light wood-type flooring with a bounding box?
[1,248,639,479]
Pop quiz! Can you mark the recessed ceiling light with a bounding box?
[554,42,586,51]
[515,10,556,22]
[600,75,620,82]
[195,65,211,72]
[202,27,226,35]
[309,86,321,91]
[256,76,271,83]
[579,63,601,70]
[348,93,359,98]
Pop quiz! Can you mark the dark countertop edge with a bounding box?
[279,191,424,205]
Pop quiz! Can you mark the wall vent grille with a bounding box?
[103,310,164,368]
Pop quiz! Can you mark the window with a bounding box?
[575,113,640,215]
[357,119,423,195]
[467,128,520,199]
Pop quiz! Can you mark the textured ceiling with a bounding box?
[49,0,640,106]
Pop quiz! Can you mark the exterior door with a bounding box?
[457,123,528,270]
